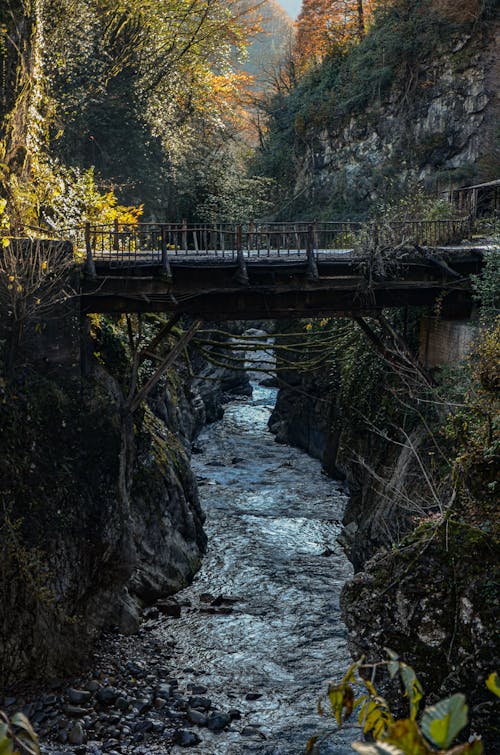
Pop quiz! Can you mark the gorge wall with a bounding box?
[268,316,499,746]
[258,1,499,219]
[0,318,250,691]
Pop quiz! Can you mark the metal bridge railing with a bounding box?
[67,216,473,275]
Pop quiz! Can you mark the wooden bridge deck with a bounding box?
[75,219,483,319]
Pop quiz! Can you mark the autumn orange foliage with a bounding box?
[295,0,375,68]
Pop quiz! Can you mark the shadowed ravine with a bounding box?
[157,382,355,753]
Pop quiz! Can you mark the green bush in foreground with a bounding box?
[308,654,500,754]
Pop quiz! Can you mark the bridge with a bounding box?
[78,217,483,320]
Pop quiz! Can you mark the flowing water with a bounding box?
[159,382,355,753]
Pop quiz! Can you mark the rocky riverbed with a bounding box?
[6,383,355,754]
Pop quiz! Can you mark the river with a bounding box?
[31,379,355,755]
[158,381,355,753]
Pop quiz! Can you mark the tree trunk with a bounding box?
[357,0,365,39]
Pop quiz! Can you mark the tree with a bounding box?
[295,0,373,68]
[0,238,77,375]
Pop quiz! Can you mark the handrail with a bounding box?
[52,216,474,275]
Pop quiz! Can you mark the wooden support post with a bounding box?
[130,319,202,413]
[236,224,249,286]
[306,223,319,280]
[85,221,96,278]
[161,225,172,279]
[182,218,188,252]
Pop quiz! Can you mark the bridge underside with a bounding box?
[80,251,483,320]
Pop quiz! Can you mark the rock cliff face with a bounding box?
[274,8,499,217]
[268,332,499,747]
[269,357,417,568]
[0,323,250,690]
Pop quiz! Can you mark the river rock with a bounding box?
[96,687,119,706]
[68,723,85,745]
[187,708,207,726]
[125,661,145,677]
[131,697,151,714]
[187,683,207,695]
[67,688,92,705]
[188,696,211,711]
[241,725,263,737]
[156,683,172,699]
[157,600,182,618]
[173,729,201,747]
[245,692,262,700]
[115,696,128,712]
[65,705,90,717]
[206,712,231,732]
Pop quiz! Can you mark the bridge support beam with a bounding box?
[236,225,249,286]
[306,224,319,281]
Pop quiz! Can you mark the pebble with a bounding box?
[245,692,263,700]
[65,705,89,717]
[206,712,231,732]
[68,723,85,746]
[188,695,211,711]
[67,688,92,705]
[241,726,262,737]
[156,683,172,699]
[131,698,151,714]
[96,687,119,706]
[187,708,207,726]
[174,729,201,747]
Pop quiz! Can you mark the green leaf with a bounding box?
[342,660,363,685]
[399,664,423,720]
[10,714,36,740]
[486,671,500,698]
[0,736,14,755]
[384,719,432,755]
[446,740,484,755]
[387,661,399,680]
[328,684,345,726]
[15,732,39,755]
[385,648,399,661]
[420,693,468,749]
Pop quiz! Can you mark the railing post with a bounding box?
[113,218,119,252]
[236,224,249,285]
[468,213,475,239]
[306,223,319,280]
[182,218,188,252]
[85,221,96,278]
[161,224,172,279]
